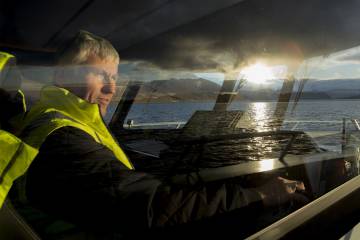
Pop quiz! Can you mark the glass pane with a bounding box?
[2,0,359,238]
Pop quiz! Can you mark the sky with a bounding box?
[12,0,360,89]
[296,46,360,80]
[118,0,360,86]
[119,44,360,88]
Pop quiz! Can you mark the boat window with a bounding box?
[108,0,360,236]
[119,48,360,136]
[2,0,360,239]
[120,68,224,129]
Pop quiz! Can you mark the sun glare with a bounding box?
[239,63,274,84]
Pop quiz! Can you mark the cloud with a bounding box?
[339,54,360,63]
[334,47,360,63]
[120,60,199,81]
[120,0,360,75]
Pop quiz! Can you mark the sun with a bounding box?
[239,62,274,84]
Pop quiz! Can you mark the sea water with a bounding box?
[105,100,360,153]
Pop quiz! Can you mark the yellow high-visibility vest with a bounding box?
[0,51,26,131]
[0,130,38,208]
[0,51,38,208]
[20,86,133,169]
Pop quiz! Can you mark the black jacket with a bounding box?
[25,126,263,234]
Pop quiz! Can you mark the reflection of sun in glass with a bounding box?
[259,159,275,171]
[239,62,275,84]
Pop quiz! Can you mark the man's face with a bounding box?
[80,56,119,116]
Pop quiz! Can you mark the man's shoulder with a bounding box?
[22,111,73,135]
[49,125,94,138]
[42,126,104,154]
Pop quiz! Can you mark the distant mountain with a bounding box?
[303,79,360,92]
[325,89,360,99]
[291,91,332,100]
[299,79,360,99]
[235,90,279,101]
[133,78,360,102]
[342,95,360,99]
[243,78,360,99]
[135,78,221,102]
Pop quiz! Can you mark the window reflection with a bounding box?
[258,159,275,172]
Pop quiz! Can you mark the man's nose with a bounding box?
[102,79,116,94]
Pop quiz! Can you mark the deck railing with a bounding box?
[124,121,186,129]
[123,118,360,131]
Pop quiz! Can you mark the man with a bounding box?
[18,31,305,236]
[0,52,38,210]
[0,51,26,133]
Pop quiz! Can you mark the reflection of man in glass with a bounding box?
[19,31,306,236]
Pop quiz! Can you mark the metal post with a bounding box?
[273,76,295,130]
[342,118,346,153]
[213,79,238,111]
[109,81,141,131]
[351,119,360,131]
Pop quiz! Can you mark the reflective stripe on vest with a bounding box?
[20,86,134,169]
[17,89,27,113]
[0,52,14,71]
[0,130,38,208]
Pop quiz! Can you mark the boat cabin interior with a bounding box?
[1,0,360,239]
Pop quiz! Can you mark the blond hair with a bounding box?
[57,30,119,65]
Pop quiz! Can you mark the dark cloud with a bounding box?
[121,0,360,71]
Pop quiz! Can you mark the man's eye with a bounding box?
[112,75,120,82]
[97,74,106,82]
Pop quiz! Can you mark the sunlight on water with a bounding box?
[250,102,270,131]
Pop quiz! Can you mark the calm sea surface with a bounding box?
[105,100,360,153]
[106,100,360,130]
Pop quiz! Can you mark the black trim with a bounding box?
[43,0,96,48]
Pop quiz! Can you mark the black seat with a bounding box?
[0,200,41,240]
